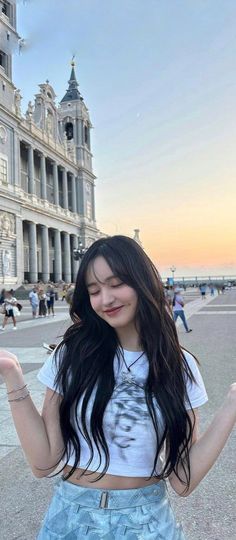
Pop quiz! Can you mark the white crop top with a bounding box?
[37,348,208,477]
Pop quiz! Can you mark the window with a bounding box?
[0,50,7,72]
[84,125,88,145]
[2,1,10,18]
[0,156,8,183]
[65,122,73,140]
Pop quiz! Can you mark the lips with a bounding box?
[104,306,123,316]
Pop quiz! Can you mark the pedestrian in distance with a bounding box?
[61,284,68,301]
[0,290,18,330]
[173,287,192,333]
[164,285,175,307]
[210,284,215,296]
[46,286,55,316]
[38,289,47,317]
[0,288,6,305]
[0,235,236,539]
[29,286,39,318]
[199,284,207,299]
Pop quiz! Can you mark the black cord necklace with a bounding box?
[118,347,145,384]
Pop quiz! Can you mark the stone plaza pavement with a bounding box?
[0,290,235,539]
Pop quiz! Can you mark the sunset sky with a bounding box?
[14,0,236,278]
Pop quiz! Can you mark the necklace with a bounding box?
[118,347,145,384]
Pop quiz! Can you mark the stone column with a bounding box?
[13,133,20,186]
[16,217,24,282]
[29,222,38,283]
[54,230,62,282]
[62,168,68,210]
[91,184,95,222]
[40,154,47,200]
[28,145,35,195]
[71,235,79,283]
[41,225,50,282]
[71,173,77,213]
[76,176,82,215]
[53,162,59,206]
[63,232,71,283]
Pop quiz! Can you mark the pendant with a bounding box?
[121,371,135,384]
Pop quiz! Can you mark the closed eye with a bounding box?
[109,278,124,287]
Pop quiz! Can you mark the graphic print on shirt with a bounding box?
[106,376,154,460]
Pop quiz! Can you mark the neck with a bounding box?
[116,325,142,351]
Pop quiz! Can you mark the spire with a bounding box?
[133,229,142,247]
[61,57,82,103]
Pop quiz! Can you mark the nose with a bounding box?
[101,287,115,307]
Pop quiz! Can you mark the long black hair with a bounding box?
[52,235,196,490]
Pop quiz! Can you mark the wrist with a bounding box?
[4,364,24,387]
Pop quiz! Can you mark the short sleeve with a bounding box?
[183,350,208,410]
[37,346,64,395]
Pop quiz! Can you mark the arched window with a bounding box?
[65,122,74,140]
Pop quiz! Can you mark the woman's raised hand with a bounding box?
[0,349,21,379]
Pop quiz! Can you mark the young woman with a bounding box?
[0,236,235,539]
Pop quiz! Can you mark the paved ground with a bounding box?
[0,290,235,539]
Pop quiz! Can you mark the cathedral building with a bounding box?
[0,0,101,287]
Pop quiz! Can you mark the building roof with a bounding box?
[60,60,83,103]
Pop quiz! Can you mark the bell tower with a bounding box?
[58,59,96,225]
[0,0,20,110]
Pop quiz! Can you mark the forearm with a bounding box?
[171,391,236,496]
[4,366,58,474]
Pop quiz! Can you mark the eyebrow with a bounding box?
[87,275,119,288]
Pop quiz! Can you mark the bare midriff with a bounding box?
[62,465,161,489]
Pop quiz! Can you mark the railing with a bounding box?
[15,185,84,225]
[163,275,236,285]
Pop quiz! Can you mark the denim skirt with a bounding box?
[37,478,186,539]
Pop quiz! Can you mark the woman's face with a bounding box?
[86,256,138,331]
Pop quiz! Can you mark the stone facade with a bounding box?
[0,0,101,286]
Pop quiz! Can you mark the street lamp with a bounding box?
[73,239,87,261]
[170,265,176,282]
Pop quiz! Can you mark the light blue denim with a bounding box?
[173,310,189,332]
[37,478,186,539]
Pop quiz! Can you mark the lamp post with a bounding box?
[170,265,176,283]
[73,238,87,261]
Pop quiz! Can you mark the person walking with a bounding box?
[173,287,192,333]
[0,236,235,539]
[29,286,39,318]
[0,290,18,330]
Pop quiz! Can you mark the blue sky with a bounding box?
[13,0,236,277]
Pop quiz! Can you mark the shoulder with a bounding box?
[37,343,66,394]
[182,349,198,371]
[181,349,208,409]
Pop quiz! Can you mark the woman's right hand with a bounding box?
[0,349,21,379]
